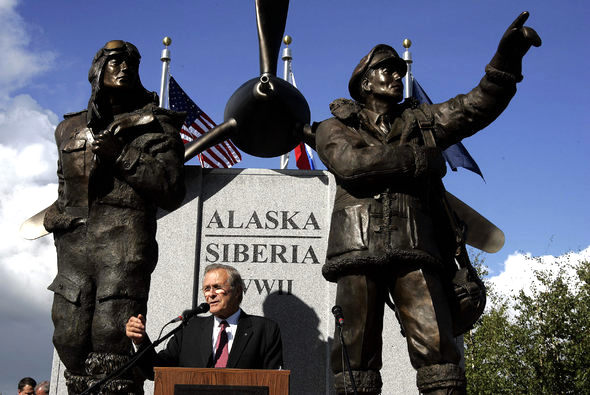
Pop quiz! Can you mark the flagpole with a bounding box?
[159,36,172,108]
[279,35,293,169]
[402,38,412,100]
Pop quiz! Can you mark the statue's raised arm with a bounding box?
[489,11,542,82]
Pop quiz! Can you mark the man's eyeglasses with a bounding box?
[202,284,231,295]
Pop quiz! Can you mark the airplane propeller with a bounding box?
[184,0,310,160]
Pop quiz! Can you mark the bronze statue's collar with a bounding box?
[360,107,381,126]
[329,98,362,121]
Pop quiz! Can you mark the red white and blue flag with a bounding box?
[286,73,315,170]
[168,76,241,168]
[294,142,316,170]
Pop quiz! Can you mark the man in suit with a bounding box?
[126,264,283,379]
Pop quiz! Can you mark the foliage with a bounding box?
[464,254,590,394]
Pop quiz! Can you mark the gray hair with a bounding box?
[204,264,244,303]
[35,381,50,394]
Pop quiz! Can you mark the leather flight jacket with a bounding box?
[316,67,517,282]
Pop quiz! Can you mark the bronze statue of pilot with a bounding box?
[43,40,186,393]
[315,13,541,394]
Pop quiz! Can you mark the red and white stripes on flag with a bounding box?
[169,76,241,168]
[178,110,241,168]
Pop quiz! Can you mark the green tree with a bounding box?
[465,255,590,394]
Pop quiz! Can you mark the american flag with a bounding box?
[168,76,241,168]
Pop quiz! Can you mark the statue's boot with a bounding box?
[417,363,466,395]
[64,369,90,395]
[334,370,382,395]
[422,388,467,395]
[85,352,145,394]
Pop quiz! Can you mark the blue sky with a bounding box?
[15,0,590,266]
[0,0,588,392]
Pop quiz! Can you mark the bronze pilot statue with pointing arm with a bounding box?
[315,12,541,395]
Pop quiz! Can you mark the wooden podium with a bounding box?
[154,367,290,395]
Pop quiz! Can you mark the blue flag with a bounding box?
[412,79,484,180]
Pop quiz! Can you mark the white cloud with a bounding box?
[0,93,59,392]
[0,0,55,93]
[0,0,59,391]
[488,247,590,305]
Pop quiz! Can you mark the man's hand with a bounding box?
[126,314,147,345]
[490,11,542,78]
[91,130,123,162]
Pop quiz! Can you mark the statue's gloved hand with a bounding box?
[43,201,86,233]
[490,11,542,80]
[418,146,447,178]
[91,130,123,163]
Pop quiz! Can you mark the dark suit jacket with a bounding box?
[138,310,283,379]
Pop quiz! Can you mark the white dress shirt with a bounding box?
[212,308,241,354]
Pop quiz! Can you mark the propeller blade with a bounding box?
[446,191,505,253]
[255,0,289,75]
[20,206,50,240]
[184,118,238,163]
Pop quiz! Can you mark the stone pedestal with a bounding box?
[51,167,419,394]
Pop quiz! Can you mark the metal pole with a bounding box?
[283,42,292,83]
[279,35,293,169]
[159,36,172,108]
[402,38,412,100]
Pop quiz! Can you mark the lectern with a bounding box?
[154,367,290,395]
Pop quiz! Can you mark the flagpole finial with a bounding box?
[282,35,292,62]
[402,39,413,99]
[160,37,172,107]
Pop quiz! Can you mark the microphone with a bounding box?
[168,303,210,324]
[332,305,345,327]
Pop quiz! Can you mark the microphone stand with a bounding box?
[81,317,191,395]
[337,321,358,395]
